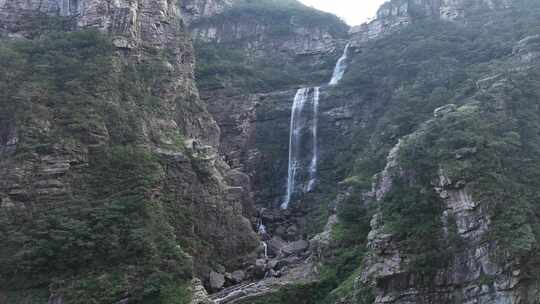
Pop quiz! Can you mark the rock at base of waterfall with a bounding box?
[282,240,309,256]
[251,259,267,279]
[230,270,246,283]
[209,271,226,291]
[268,259,279,270]
[286,224,299,239]
[268,236,286,257]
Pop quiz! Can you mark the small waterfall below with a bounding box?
[281,43,350,210]
[262,242,268,259]
[257,211,269,259]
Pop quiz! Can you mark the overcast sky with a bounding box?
[298,0,388,25]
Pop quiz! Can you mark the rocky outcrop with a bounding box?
[1,0,223,145]
[205,90,293,207]
[513,34,540,64]
[189,1,348,57]
[355,102,536,303]
[210,271,227,291]
[181,0,233,25]
[350,0,513,46]
[193,22,340,56]
[209,257,317,304]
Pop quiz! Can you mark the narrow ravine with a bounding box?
[206,43,352,303]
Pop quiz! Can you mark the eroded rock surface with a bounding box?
[350,0,514,46]
[0,0,259,300]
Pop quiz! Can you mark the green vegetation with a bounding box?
[314,0,540,296]
[396,80,540,257]
[0,25,192,303]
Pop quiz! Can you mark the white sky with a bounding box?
[298,0,388,26]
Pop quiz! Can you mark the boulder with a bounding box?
[231,270,246,283]
[252,259,267,279]
[269,269,281,277]
[282,240,309,256]
[268,259,279,270]
[267,236,286,257]
[286,224,299,239]
[209,271,225,291]
[434,104,457,118]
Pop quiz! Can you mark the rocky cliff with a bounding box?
[350,0,513,46]
[335,2,540,303]
[181,0,233,25]
[0,0,259,302]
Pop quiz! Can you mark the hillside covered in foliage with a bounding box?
[2,0,540,303]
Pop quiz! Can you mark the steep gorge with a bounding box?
[192,0,540,303]
[3,0,540,303]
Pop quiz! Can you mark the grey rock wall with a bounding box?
[350,0,513,46]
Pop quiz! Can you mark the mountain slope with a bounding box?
[0,0,259,302]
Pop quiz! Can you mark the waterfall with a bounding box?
[258,222,267,235]
[257,212,269,259]
[281,88,310,210]
[307,87,320,192]
[329,43,351,86]
[281,43,350,209]
[262,242,268,259]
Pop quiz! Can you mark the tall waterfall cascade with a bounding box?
[280,44,351,209]
[307,87,320,192]
[281,88,310,210]
[329,43,351,86]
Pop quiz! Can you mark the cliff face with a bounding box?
[191,0,349,209]
[350,0,513,46]
[192,18,339,56]
[0,0,258,302]
[181,0,233,25]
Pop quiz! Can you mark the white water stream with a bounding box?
[281,44,350,209]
